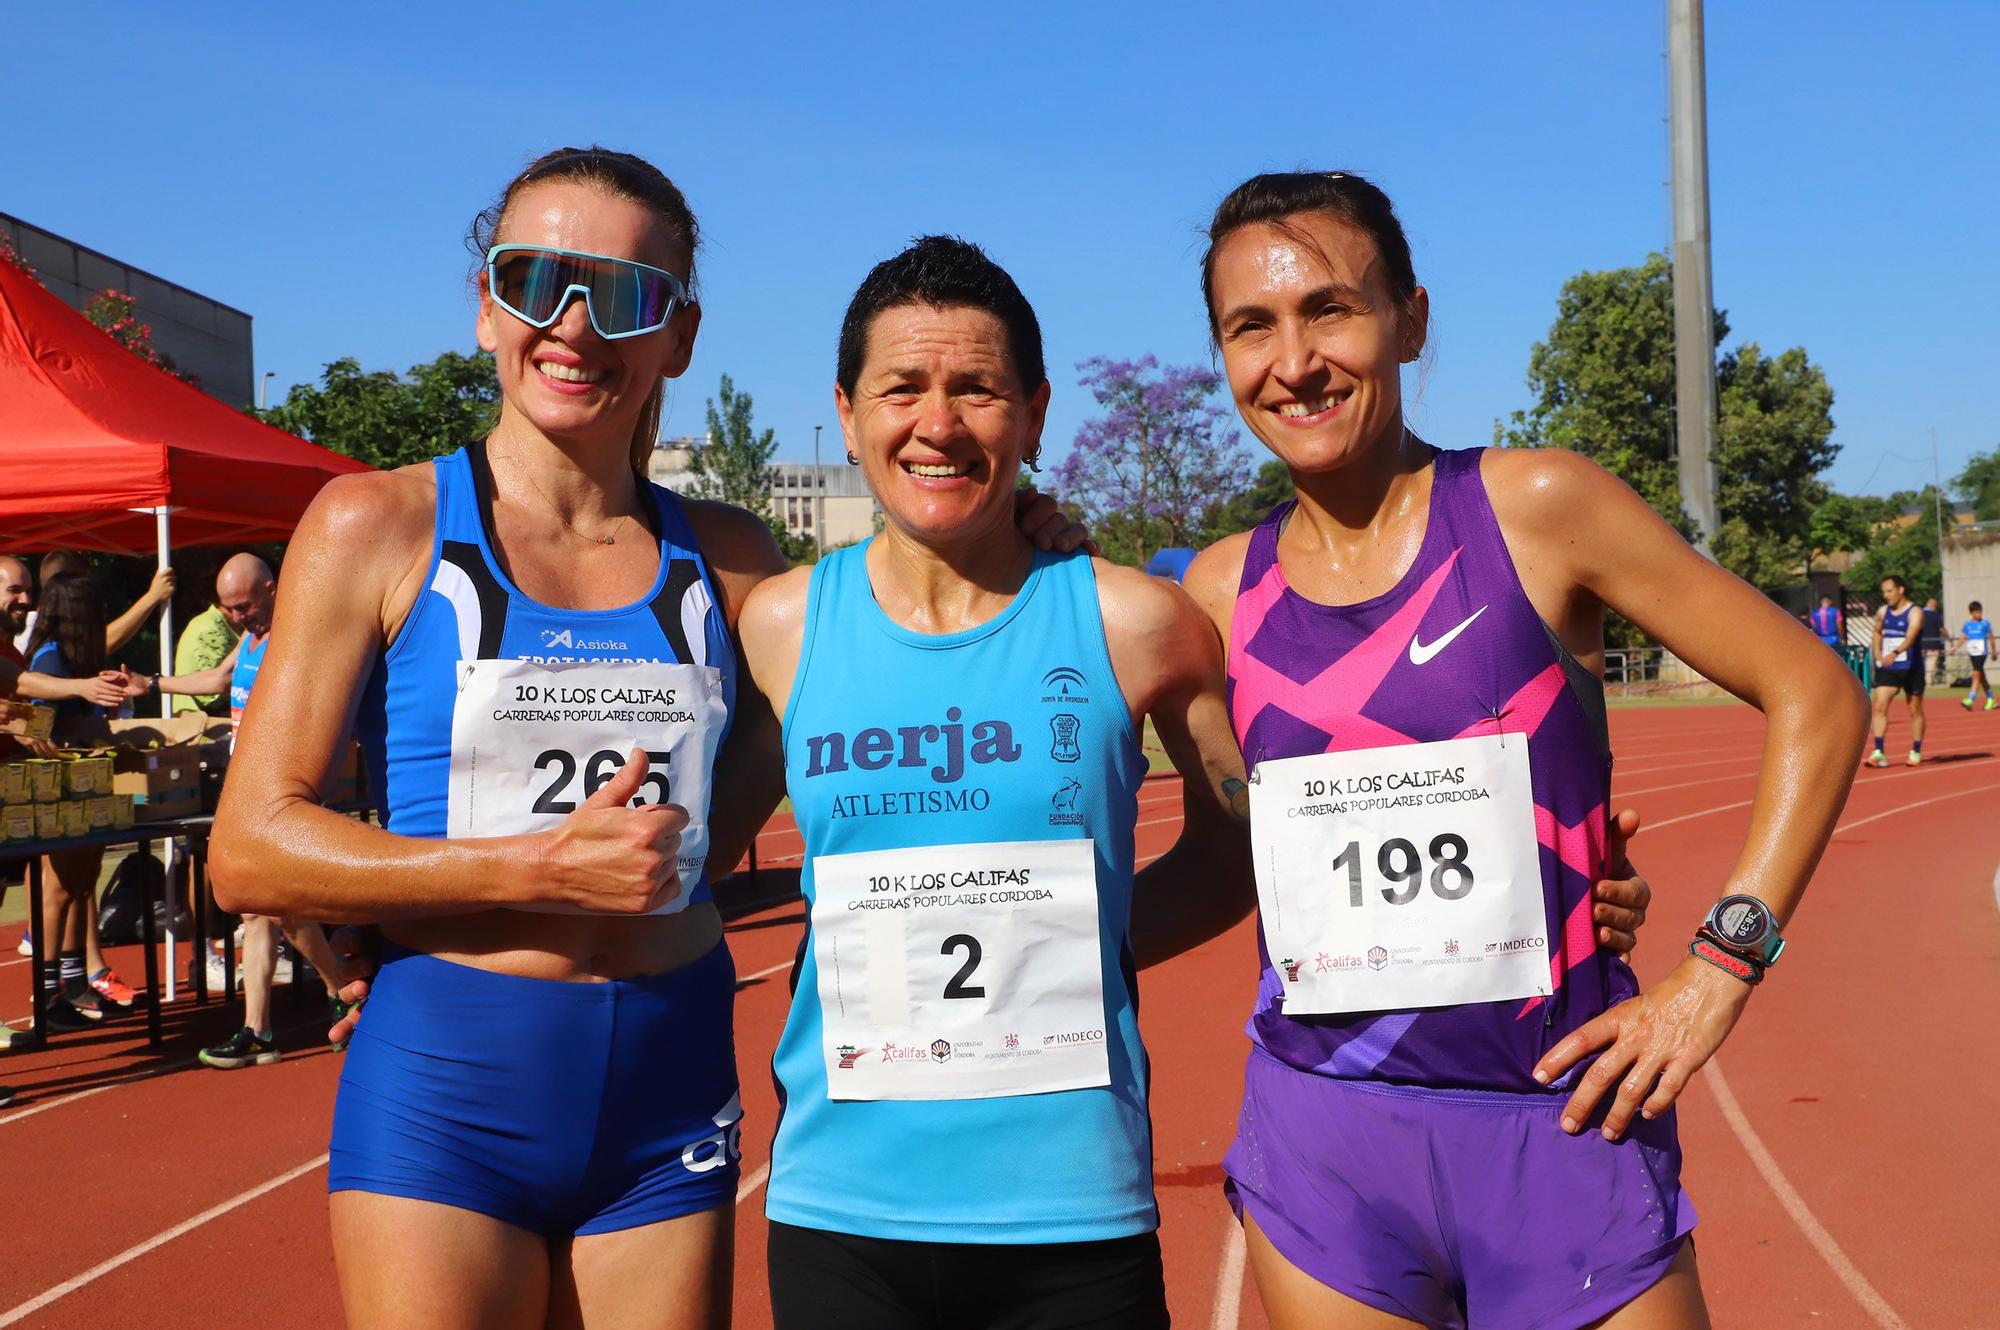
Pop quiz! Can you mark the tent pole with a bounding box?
[155,506,180,1002]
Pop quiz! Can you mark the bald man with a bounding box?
[147,554,348,1067]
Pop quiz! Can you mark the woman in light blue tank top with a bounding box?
[735,237,1253,1329]
[207,148,797,1328]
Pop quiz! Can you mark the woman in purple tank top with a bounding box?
[1180,174,1868,1329]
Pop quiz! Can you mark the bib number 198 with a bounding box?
[530,748,671,815]
[1330,832,1473,905]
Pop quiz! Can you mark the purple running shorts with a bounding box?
[1224,1048,1696,1330]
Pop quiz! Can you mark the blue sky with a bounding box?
[5,2,1994,496]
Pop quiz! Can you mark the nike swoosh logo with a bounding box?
[1409,606,1487,665]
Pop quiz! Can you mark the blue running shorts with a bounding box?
[330,940,741,1236]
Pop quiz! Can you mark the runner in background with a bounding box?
[1186,170,1866,1329]
[1962,601,1993,711]
[1869,575,1927,766]
[1920,595,1947,686]
[143,554,347,1068]
[1808,594,1843,649]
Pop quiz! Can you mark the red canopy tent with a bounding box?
[0,256,370,557]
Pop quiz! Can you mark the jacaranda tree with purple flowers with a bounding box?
[1052,356,1251,568]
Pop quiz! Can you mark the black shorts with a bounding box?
[1970,653,1992,674]
[767,1222,1169,1330]
[1877,664,1926,696]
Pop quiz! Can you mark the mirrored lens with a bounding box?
[491,248,680,337]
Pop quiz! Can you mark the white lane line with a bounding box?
[0,1152,329,1327]
[735,959,792,987]
[1831,782,2000,837]
[1209,1215,1246,1330]
[1640,759,1999,835]
[1993,860,2000,920]
[736,1162,770,1205]
[1703,1061,1909,1330]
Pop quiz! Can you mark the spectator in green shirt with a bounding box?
[172,602,239,715]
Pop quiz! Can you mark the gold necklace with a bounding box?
[495,445,631,546]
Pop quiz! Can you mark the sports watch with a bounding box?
[1699,894,1786,966]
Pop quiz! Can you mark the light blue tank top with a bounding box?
[766,543,1153,1243]
[229,632,268,718]
[355,442,736,906]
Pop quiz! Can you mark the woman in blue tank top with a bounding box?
[1184,173,1870,1329]
[733,238,1255,1328]
[209,148,796,1328]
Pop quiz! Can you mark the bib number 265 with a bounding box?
[1331,833,1474,905]
[531,748,671,815]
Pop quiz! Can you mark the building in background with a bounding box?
[1,212,255,409]
[648,439,881,550]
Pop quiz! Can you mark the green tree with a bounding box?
[688,375,815,564]
[1709,343,1838,585]
[1499,254,1838,589]
[1850,489,1945,600]
[1954,444,2000,521]
[262,352,500,469]
[1203,458,1294,540]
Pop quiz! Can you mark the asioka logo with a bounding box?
[1040,666,1089,704]
[540,627,628,652]
[802,706,1023,784]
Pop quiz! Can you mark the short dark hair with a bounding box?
[1201,171,1419,340]
[1972,601,1984,613]
[1883,574,1908,590]
[836,235,1045,399]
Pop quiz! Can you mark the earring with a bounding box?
[845,451,859,466]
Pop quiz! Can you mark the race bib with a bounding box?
[811,838,1110,1101]
[447,657,726,915]
[1249,733,1551,1014]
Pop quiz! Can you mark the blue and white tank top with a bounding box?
[1964,618,1992,657]
[229,632,268,732]
[1882,604,1918,667]
[766,543,1153,1243]
[355,441,736,906]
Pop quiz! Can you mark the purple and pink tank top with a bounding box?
[1227,446,1629,1093]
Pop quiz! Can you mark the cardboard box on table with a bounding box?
[1,701,55,743]
[107,716,231,823]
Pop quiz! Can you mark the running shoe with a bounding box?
[1965,696,1976,710]
[1865,751,1889,768]
[88,968,137,1010]
[0,1024,32,1053]
[43,997,104,1033]
[0,1085,14,1109]
[1986,697,1996,711]
[14,933,30,958]
[199,1027,280,1070]
[1908,751,1924,766]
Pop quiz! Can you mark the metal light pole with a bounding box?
[1669,0,1720,551]
[812,424,825,560]
[258,371,275,410]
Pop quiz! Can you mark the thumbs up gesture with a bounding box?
[538,747,689,914]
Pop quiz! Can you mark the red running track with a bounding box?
[0,701,1993,1328]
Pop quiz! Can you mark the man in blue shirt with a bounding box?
[1808,595,1844,648]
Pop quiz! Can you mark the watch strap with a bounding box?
[1690,935,1764,985]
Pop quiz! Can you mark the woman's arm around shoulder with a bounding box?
[1094,559,1254,967]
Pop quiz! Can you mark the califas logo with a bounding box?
[929,1038,953,1064]
[1040,666,1089,704]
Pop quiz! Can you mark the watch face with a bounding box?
[1714,896,1772,947]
